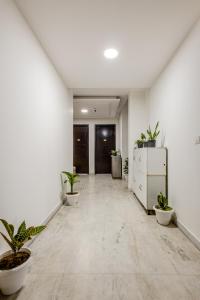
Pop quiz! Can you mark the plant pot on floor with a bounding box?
[65,192,80,206]
[0,248,31,295]
[111,155,122,179]
[153,205,174,226]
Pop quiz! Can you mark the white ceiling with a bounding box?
[16,0,200,89]
[73,88,131,97]
[73,97,120,119]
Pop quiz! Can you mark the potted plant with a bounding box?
[140,133,147,147]
[0,219,45,295]
[135,139,143,148]
[111,149,120,156]
[153,193,174,226]
[135,133,146,148]
[62,171,80,206]
[123,157,128,181]
[146,121,160,147]
[111,150,122,179]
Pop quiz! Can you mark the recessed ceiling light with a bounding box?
[81,108,88,113]
[104,48,119,59]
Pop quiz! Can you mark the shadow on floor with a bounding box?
[0,288,23,300]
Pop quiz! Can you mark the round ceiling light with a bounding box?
[104,48,119,59]
[81,108,88,113]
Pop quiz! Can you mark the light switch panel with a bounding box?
[195,136,200,144]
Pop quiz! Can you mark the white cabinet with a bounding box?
[133,148,167,212]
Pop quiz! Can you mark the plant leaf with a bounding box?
[14,230,29,242]
[17,220,26,235]
[0,219,14,240]
[27,225,46,237]
[9,224,14,237]
[0,232,15,252]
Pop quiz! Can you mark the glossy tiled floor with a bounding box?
[2,175,200,299]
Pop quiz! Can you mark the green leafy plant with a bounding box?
[111,150,119,156]
[135,133,146,147]
[157,193,172,211]
[0,219,46,254]
[123,158,128,175]
[62,171,79,194]
[140,133,146,142]
[147,121,160,141]
[135,139,143,146]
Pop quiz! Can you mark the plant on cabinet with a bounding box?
[153,193,174,225]
[140,132,148,147]
[0,219,45,295]
[135,133,146,148]
[146,121,160,147]
[62,171,80,206]
[135,139,143,148]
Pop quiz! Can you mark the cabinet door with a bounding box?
[138,149,147,173]
[147,148,166,175]
[147,176,166,210]
[133,149,138,190]
[137,171,147,208]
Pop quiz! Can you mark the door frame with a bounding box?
[73,124,89,174]
[95,124,116,174]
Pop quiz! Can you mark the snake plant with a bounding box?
[157,193,172,211]
[147,122,160,141]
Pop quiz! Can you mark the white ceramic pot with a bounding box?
[0,248,31,295]
[65,192,80,206]
[153,206,174,226]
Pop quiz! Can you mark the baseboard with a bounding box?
[41,201,62,226]
[176,219,200,251]
[27,201,62,248]
[0,202,62,255]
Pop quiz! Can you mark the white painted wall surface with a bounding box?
[0,0,73,252]
[147,19,200,243]
[74,119,119,174]
[119,102,128,173]
[128,92,148,190]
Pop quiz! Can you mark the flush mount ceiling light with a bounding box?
[81,108,88,113]
[104,48,119,59]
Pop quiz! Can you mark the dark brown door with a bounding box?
[95,125,116,174]
[73,125,89,174]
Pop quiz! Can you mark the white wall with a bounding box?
[0,0,73,252]
[119,102,128,172]
[147,19,200,244]
[128,92,148,190]
[74,119,119,174]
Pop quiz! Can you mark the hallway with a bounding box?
[4,175,200,300]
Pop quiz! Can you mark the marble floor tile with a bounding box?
[1,175,200,299]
